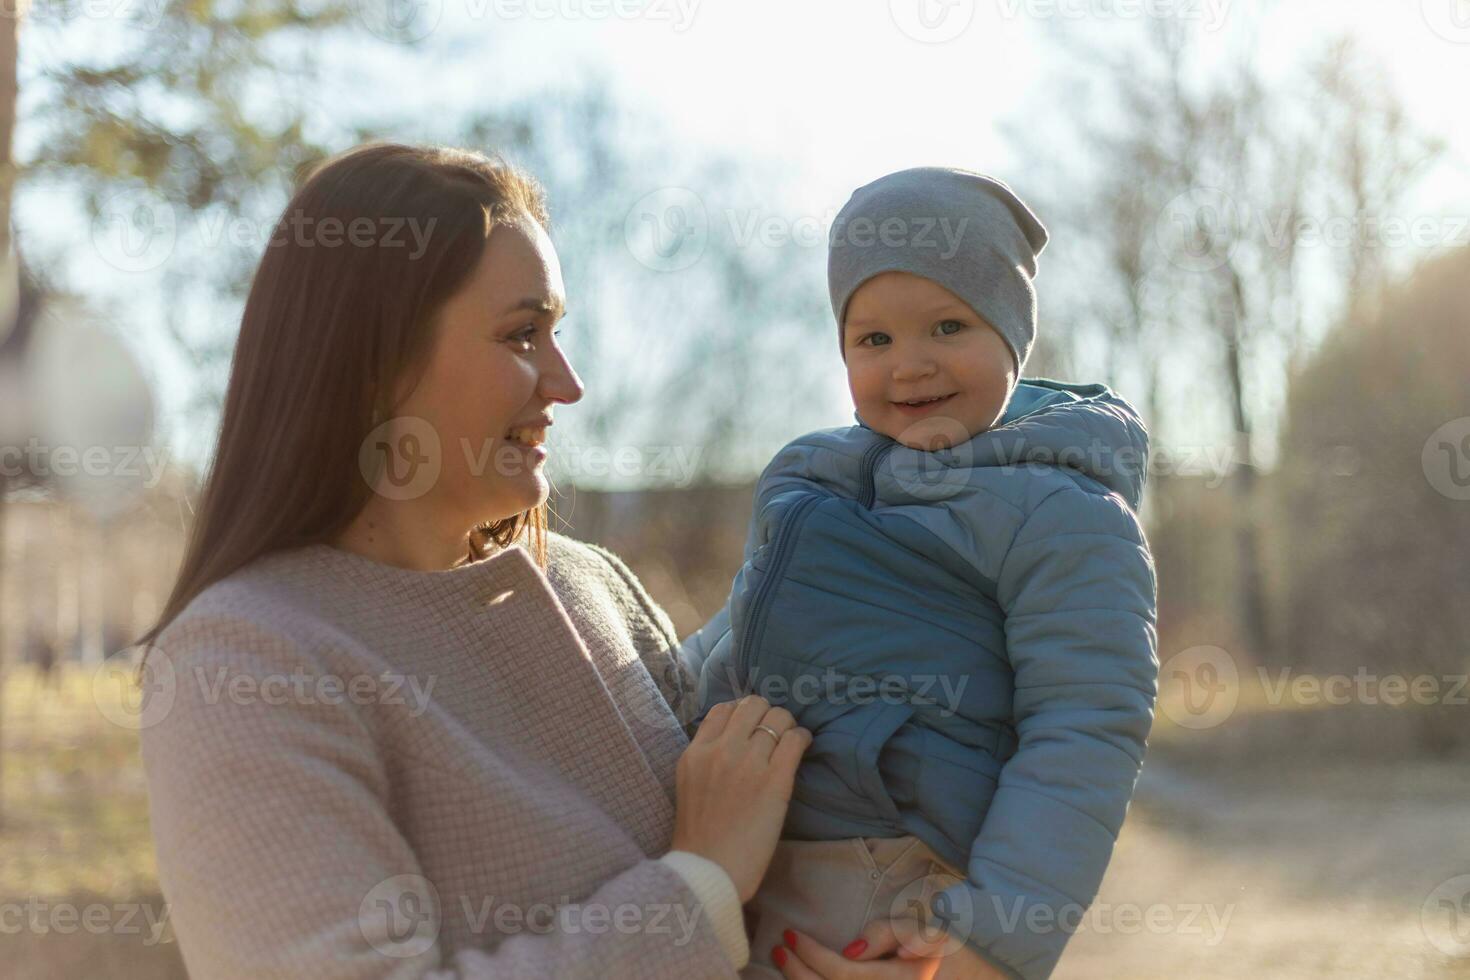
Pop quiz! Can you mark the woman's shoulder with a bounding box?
[544,528,612,572]
[544,530,694,723]
[544,532,679,650]
[544,531,664,627]
[150,547,367,664]
[546,530,638,587]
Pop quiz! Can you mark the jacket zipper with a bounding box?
[737,494,821,679]
[858,440,895,509]
[737,439,892,680]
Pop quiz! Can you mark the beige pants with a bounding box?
[740,836,966,979]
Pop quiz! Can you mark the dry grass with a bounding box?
[0,664,185,979]
[1060,756,1470,979]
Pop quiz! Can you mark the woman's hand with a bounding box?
[839,917,1011,980]
[771,921,1010,980]
[669,694,812,902]
[767,927,941,980]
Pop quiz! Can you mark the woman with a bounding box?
[137,141,953,979]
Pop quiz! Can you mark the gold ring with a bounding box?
[753,723,782,742]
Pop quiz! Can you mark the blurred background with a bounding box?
[1,0,1468,976]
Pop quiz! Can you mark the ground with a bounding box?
[1060,759,1470,979]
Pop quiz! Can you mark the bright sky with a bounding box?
[415,0,1470,205]
[15,0,1470,482]
[399,0,1470,199]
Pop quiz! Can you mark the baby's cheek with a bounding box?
[847,379,889,428]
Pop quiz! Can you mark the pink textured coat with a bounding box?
[141,533,736,978]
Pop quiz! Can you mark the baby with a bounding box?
[679,167,1159,980]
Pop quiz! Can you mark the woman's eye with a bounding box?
[507,326,537,351]
[936,319,966,336]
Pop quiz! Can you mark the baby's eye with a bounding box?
[936,319,967,336]
[859,332,892,347]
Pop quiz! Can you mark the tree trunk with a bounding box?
[0,479,7,829]
[0,0,21,832]
[1231,451,1271,659]
[0,0,16,258]
[1221,277,1272,660]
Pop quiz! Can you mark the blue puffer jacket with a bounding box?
[678,378,1159,980]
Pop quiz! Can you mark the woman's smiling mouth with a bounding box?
[504,425,547,448]
[503,420,551,461]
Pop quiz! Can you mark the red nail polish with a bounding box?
[772,945,788,967]
[783,928,798,949]
[842,939,868,958]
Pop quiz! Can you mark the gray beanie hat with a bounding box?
[828,166,1049,372]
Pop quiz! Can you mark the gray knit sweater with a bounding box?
[139,532,748,978]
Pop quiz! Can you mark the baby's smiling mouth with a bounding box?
[891,393,956,412]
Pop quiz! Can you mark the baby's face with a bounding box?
[842,271,1016,451]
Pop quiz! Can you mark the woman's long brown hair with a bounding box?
[138,142,552,653]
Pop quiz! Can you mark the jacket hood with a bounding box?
[859,377,1150,509]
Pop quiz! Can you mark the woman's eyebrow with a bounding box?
[500,296,566,318]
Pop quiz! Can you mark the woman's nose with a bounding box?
[541,344,585,405]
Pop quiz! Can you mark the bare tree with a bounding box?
[1304,37,1451,330]
[1006,11,1447,658]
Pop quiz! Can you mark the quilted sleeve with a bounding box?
[933,485,1159,979]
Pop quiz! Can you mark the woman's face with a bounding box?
[388,214,583,531]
